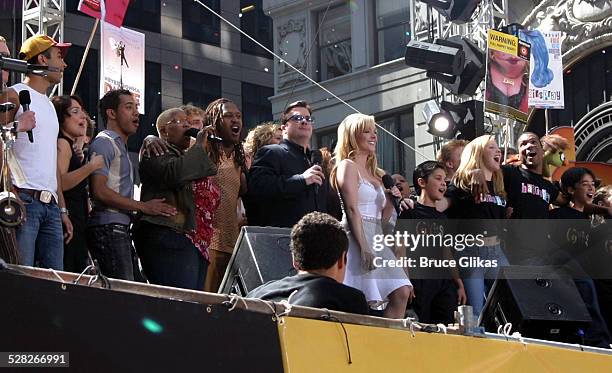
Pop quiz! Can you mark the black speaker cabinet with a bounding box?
[219,226,295,296]
[479,266,592,343]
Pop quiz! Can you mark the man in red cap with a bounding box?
[6,34,73,270]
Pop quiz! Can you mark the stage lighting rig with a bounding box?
[419,0,481,24]
[426,36,485,97]
[423,100,484,140]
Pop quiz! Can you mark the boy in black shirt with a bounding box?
[549,167,611,348]
[247,212,369,315]
[398,161,466,324]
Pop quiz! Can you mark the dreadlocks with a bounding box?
[204,98,246,172]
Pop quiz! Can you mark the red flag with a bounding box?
[78,0,130,28]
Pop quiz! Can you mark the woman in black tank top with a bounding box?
[52,95,104,273]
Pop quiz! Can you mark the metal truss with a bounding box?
[22,0,66,96]
[411,0,517,150]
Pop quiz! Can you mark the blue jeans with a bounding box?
[16,192,64,270]
[459,244,509,316]
[134,222,208,290]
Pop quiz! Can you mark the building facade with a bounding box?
[262,0,611,178]
[2,0,275,152]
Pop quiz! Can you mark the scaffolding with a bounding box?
[21,0,66,97]
[411,0,516,153]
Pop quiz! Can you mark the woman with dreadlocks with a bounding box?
[203,98,246,292]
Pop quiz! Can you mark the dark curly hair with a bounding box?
[52,94,85,127]
[560,167,596,201]
[204,98,246,171]
[291,212,348,271]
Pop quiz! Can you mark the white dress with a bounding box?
[342,174,411,306]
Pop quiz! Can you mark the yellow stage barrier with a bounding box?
[278,317,612,372]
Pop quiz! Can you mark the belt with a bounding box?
[16,188,57,204]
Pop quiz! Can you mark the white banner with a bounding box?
[520,30,564,109]
[100,21,145,114]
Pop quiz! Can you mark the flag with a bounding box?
[78,0,130,28]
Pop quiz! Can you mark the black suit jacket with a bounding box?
[247,139,327,227]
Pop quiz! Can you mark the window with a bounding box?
[127,61,161,152]
[375,110,415,178]
[318,4,352,81]
[62,45,100,123]
[241,82,273,131]
[183,0,220,46]
[182,69,221,110]
[375,0,410,64]
[317,128,338,151]
[65,0,79,13]
[123,0,161,33]
[240,0,273,57]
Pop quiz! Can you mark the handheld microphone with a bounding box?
[184,127,223,143]
[382,174,401,214]
[18,90,33,143]
[310,149,323,194]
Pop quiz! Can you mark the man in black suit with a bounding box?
[247,212,369,315]
[247,101,327,227]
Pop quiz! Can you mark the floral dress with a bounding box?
[186,177,221,262]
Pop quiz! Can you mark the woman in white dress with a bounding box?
[330,113,412,318]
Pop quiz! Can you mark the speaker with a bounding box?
[219,226,295,296]
[405,40,465,76]
[479,266,592,343]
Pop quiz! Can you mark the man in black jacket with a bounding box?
[248,101,327,227]
[247,212,369,315]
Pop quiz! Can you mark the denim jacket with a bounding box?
[139,142,217,232]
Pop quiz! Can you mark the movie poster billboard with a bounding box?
[485,29,531,123]
[100,22,145,114]
[519,30,565,109]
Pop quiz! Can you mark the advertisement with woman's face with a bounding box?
[484,29,531,123]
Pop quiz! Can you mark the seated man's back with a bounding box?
[246,212,369,315]
[248,272,369,315]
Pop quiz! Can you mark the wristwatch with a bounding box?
[59,207,69,216]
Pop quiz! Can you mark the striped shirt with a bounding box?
[88,130,134,226]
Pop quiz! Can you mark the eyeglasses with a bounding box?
[166,119,190,127]
[289,115,315,123]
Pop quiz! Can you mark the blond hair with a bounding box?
[437,139,469,163]
[156,107,184,137]
[452,135,506,198]
[331,113,384,190]
[180,104,203,118]
[244,122,280,157]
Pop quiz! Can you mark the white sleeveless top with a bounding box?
[356,171,386,219]
[9,83,59,200]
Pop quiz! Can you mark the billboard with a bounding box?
[100,21,145,114]
[485,29,531,123]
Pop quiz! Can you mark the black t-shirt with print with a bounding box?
[399,202,447,220]
[445,181,507,220]
[444,181,507,237]
[502,165,559,219]
[549,206,590,253]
